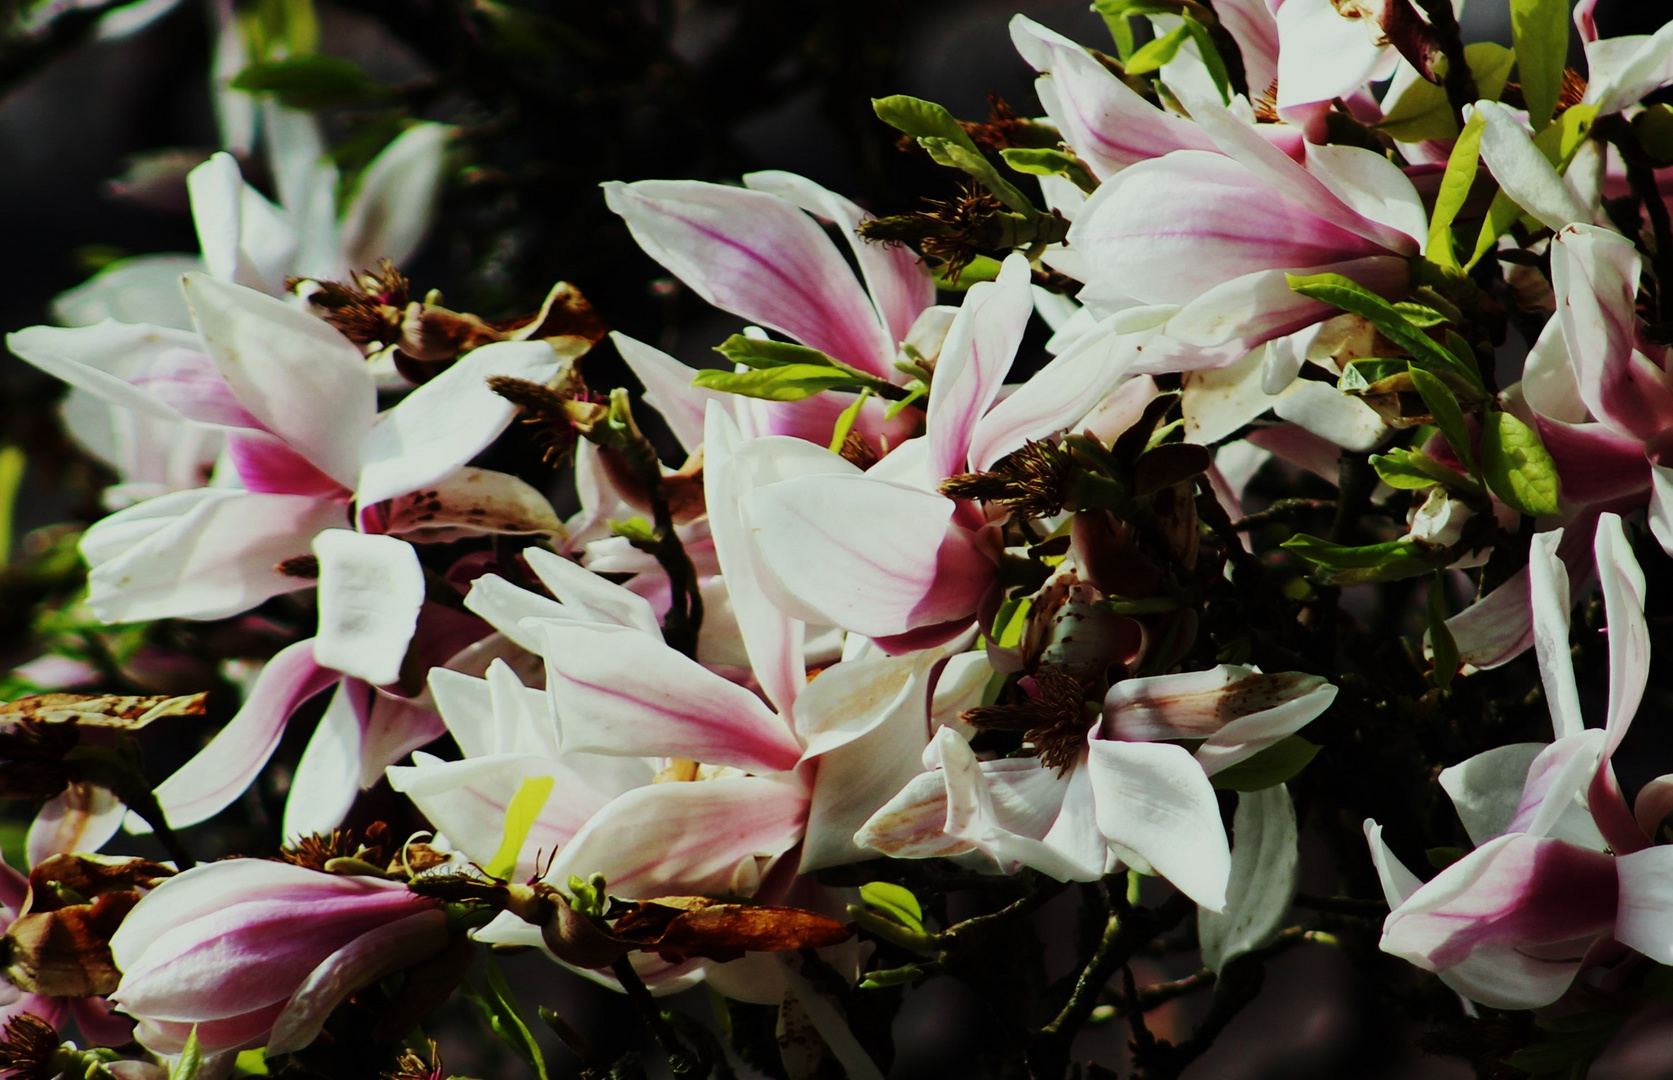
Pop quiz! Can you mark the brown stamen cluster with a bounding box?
[487,375,597,465]
[957,95,1060,153]
[964,665,1093,772]
[860,185,1005,285]
[275,554,320,579]
[941,439,1072,519]
[280,821,391,872]
[291,260,412,349]
[0,1014,60,1080]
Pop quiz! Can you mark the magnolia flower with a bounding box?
[1368,514,1673,1009]
[110,859,449,1056]
[737,254,1106,650]
[603,171,936,451]
[12,275,573,834]
[390,546,949,994]
[859,665,1336,910]
[1067,90,1425,380]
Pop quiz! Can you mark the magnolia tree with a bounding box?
[1,0,1672,1076]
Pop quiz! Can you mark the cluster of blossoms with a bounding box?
[2,0,1673,1076]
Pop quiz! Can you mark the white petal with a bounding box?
[312,530,425,686]
[1438,743,1545,846]
[1474,101,1590,232]
[282,681,366,840]
[1085,739,1230,910]
[337,124,453,270]
[1198,785,1298,973]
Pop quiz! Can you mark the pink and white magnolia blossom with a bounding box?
[1067,90,1425,380]
[603,171,938,451]
[10,274,571,835]
[389,542,953,996]
[858,664,1337,910]
[1368,514,1673,1009]
[738,253,1112,650]
[109,859,449,1056]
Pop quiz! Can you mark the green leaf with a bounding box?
[1211,737,1321,791]
[715,334,841,371]
[883,380,927,419]
[1635,103,1673,165]
[872,95,982,156]
[1428,108,1487,270]
[1370,447,1481,492]
[1377,43,1515,142]
[1180,17,1233,104]
[1282,535,1452,584]
[860,963,932,989]
[1000,147,1098,193]
[1390,302,1447,327]
[1427,572,1459,690]
[1092,0,1186,58]
[0,446,23,571]
[828,388,872,453]
[918,137,1037,214]
[485,775,554,880]
[1407,365,1476,476]
[859,881,925,932]
[992,597,1031,649]
[1286,273,1478,388]
[693,365,868,402]
[467,958,551,1080]
[1479,409,1560,515]
[233,1050,270,1076]
[1512,0,1570,130]
[231,55,393,109]
[1124,22,1191,74]
[1339,358,1418,392]
[171,1028,203,1080]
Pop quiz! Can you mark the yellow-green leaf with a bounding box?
[485,775,555,880]
[1479,409,1560,515]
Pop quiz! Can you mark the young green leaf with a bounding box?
[715,334,843,371]
[872,95,982,156]
[828,388,872,453]
[1180,17,1233,103]
[933,254,1004,290]
[231,55,393,110]
[1427,108,1487,270]
[1370,447,1481,493]
[1377,43,1515,142]
[1407,365,1476,476]
[171,1028,203,1080]
[467,958,552,1080]
[693,365,869,402]
[1427,572,1459,690]
[918,137,1037,214]
[1390,302,1448,327]
[1210,737,1321,791]
[1478,409,1560,515]
[1282,535,1452,584]
[1511,0,1570,129]
[859,881,925,933]
[1124,22,1191,75]
[485,774,555,880]
[1286,273,1478,388]
[1000,147,1098,193]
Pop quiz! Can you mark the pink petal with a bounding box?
[751,474,995,638]
[69,997,135,1048]
[743,170,934,349]
[1446,568,1534,669]
[523,546,661,636]
[184,274,373,487]
[611,332,722,452]
[544,776,807,899]
[267,909,450,1053]
[1011,17,1215,177]
[1594,512,1648,754]
[7,321,215,423]
[926,254,1032,480]
[1552,224,1673,444]
[144,639,340,829]
[603,180,893,377]
[1537,417,1652,506]
[1380,832,1616,1009]
[227,432,348,497]
[1071,150,1389,308]
[538,623,805,774]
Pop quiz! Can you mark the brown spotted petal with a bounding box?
[499,282,608,345]
[2,891,136,996]
[610,898,852,964]
[383,467,565,542]
[1101,665,1336,775]
[0,692,207,729]
[25,854,174,912]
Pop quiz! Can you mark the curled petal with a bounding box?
[1084,739,1229,910]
